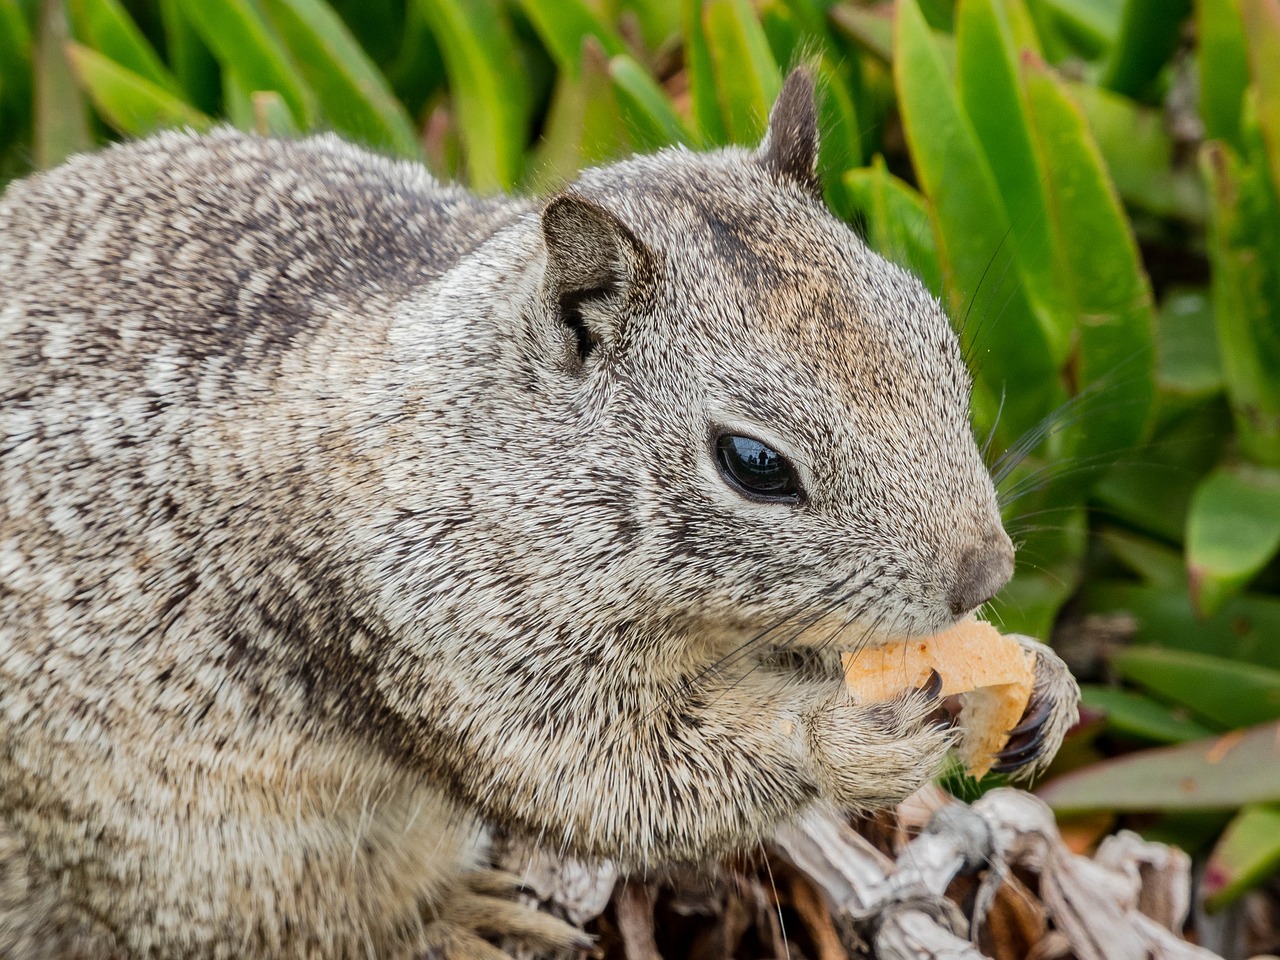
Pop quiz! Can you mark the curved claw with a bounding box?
[917,667,943,701]
[1008,698,1053,737]
[989,730,1048,774]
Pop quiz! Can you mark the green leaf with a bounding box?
[1092,397,1230,542]
[684,0,727,145]
[621,0,681,50]
[0,0,33,119]
[1186,463,1280,614]
[251,89,298,137]
[1036,0,1121,57]
[1100,0,1192,100]
[1070,80,1207,223]
[1084,580,1280,672]
[829,2,894,63]
[67,42,209,137]
[1197,0,1250,150]
[528,38,628,190]
[1158,287,1222,398]
[1021,56,1156,474]
[956,0,1071,361]
[842,156,942,297]
[159,0,218,114]
[179,0,313,126]
[513,0,625,77]
[816,57,863,201]
[68,0,181,96]
[703,0,782,143]
[34,0,91,169]
[1203,803,1280,910]
[1039,720,1280,813]
[1096,527,1185,590]
[257,0,421,157]
[1079,685,1215,743]
[221,69,256,130]
[609,54,693,150]
[894,0,1062,449]
[1201,140,1280,466]
[1111,646,1280,730]
[1240,0,1280,197]
[414,0,528,191]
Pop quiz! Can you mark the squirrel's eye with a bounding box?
[715,434,802,503]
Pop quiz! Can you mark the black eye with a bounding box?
[715,434,802,503]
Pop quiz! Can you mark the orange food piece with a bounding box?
[841,619,1036,777]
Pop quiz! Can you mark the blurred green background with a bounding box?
[2,0,1279,913]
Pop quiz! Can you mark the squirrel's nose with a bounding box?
[948,530,1015,616]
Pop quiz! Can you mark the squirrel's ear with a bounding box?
[758,68,821,198]
[540,194,653,363]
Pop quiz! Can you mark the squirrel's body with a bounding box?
[0,76,1078,958]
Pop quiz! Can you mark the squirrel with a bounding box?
[0,70,1079,958]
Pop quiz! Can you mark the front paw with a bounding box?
[989,635,1080,780]
[423,869,591,960]
[805,679,955,812]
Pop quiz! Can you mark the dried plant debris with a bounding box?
[496,788,1275,960]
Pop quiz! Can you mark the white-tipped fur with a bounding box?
[0,75,1078,957]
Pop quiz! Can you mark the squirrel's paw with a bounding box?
[989,635,1080,780]
[422,869,591,960]
[805,680,955,812]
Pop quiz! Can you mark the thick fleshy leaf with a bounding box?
[179,0,313,126]
[1198,0,1249,150]
[1071,80,1207,223]
[513,0,625,77]
[1186,463,1280,614]
[68,0,180,96]
[894,0,1061,449]
[67,43,209,136]
[1037,0,1120,57]
[1092,392,1229,543]
[684,0,727,145]
[34,0,91,168]
[1039,720,1280,813]
[703,0,781,143]
[1111,646,1280,731]
[956,0,1071,361]
[1241,0,1280,197]
[1079,685,1214,744]
[1096,528,1185,590]
[414,0,528,191]
[528,39,628,189]
[1158,288,1222,399]
[816,57,863,201]
[251,89,298,136]
[1021,56,1156,473]
[841,156,942,297]
[829,2,894,63]
[1201,140,1280,466]
[257,0,420,157]
[1084,580,1280,672]
[0,0,32,124]
[158,0,218,113]
[1100,0,1192,99]
[1203,803,1280,910]
[608,54,692,150]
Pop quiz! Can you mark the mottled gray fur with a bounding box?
[0,73,1078,958]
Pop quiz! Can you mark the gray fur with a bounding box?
[0,76,1078,958]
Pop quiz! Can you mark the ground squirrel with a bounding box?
[0,71,1079,958]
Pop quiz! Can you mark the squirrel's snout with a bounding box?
[947,530,1015,617]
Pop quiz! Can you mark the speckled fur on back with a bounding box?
[0,73,1078,958]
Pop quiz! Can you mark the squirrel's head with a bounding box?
[494,70,1011,650]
